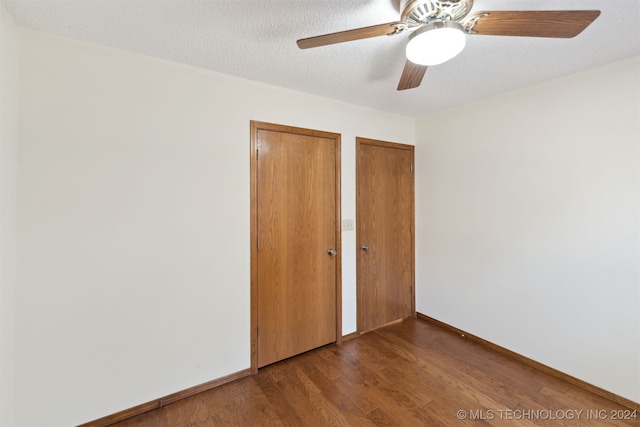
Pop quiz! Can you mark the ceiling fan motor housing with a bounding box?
[400,0,474,26]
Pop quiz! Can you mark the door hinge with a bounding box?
[410,224,414,233]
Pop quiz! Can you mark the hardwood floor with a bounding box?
[112,318,639,426]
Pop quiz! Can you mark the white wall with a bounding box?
[415,56,640,403]
[0,4,19,426]
[15,29,414,426]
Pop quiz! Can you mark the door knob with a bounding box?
[327,249,338,256]
[361,245,371,252]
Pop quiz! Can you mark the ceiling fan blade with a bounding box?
[466,10,601,38]
[297,22,404,49]
[397,60,427,91]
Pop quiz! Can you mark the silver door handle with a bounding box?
[327,249,338,256]
[361,245,371,252]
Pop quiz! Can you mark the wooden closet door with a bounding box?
[251,122,341,368]
[357,138,415,333]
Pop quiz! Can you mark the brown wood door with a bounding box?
[251,121,341,369]
[356,137,414,333]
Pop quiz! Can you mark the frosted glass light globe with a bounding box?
[406,21,466,66]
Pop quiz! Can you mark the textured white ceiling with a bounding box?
[4,0,640,117]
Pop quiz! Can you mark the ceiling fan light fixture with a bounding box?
[406,21,466,66]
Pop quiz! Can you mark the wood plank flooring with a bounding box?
[112,318,639,426]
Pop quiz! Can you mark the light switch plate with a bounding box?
[342,219,354,231]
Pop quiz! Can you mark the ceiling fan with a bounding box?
[296,0,600,91]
